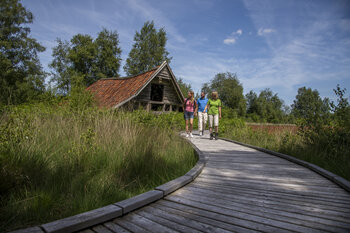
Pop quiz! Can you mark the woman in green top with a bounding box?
[204,91,222,140]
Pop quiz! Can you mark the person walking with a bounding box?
[196,91,208,136]
[204,91,222,140]
[183,90,197,138]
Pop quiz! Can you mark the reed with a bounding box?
[0,104,196,232]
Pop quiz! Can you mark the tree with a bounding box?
[124,21,171,76]
[0,0,45,104]
[49,39,71,94]
[331,85,350,128]
[202,72,246,116]
[246,89,285,123]
[95,28,122,79]
[176,77,191,97]
[291,87,330,127]
[50,28,122,93]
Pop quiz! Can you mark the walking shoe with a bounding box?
[199,131,202,136]
[186,133,189,138]
[190,133,193,138]
[215,132,219,140]
[210,133,213,140]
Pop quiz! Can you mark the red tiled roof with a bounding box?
[87,67,158,108]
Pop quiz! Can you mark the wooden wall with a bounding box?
[135,67,182,106]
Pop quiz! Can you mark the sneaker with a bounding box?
[210,133,213,140]
[186,134,189,138]
[190,133,193,138]
[215,133,219,140]
[199,131,203,136]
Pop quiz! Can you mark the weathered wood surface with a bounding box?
[79,131,350,232]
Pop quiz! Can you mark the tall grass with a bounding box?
[221,121,350,181]
[0,104,196,232]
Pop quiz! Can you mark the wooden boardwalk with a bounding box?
[80,132,350,233]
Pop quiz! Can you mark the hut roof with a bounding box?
[86,61,183,108]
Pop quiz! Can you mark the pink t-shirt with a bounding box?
[184,98,196,112]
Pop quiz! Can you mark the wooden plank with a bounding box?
[135,207,203,233]
[190,182,350,208]
[149,203,255,233]
[115,190,163,214]
[199,173,335,187]
[41,204,122,233]
[113,217,148,233]
[155,175,192,195]
[123,213,178,233]
[164,195,322,232]
[193,177,350,198]
[173,188,350,231]
[103,222,130,233]
[200,170,332,185]
[10,226,44,233]
[92,225,114,233]
[156,200,292,233]
[79,230,94,233]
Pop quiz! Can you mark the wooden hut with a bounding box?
[87,61,184,111]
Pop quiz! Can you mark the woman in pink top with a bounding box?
[183,90,197,138]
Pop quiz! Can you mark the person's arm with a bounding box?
[204,103,209,113]
[194,100,198,116]
[219,106,222,119]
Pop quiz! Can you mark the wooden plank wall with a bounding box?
[135,67,182,109]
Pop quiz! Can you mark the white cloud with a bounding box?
[223,29,243,45]
[223,38,236,44]
[257,28,275,36]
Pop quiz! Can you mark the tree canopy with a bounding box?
[202,72,246,116]
[50,28,121,94]
[246,89,286,123]
[291,87,330,127]
[124,21,171,76]
[0,0,46,104]
[176,77,192,98]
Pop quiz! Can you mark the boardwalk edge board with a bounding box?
[40,204,122,233]
[9,226,45,233]
[114,190,163,214]
[10,139,205,233]
[219,137,350,193]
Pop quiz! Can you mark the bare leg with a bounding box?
[185,119,189,134]
[215,126,218,133]
[189,118,193,132]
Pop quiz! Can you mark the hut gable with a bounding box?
[87,61,185,111]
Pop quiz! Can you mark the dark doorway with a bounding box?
[151,84,164,101]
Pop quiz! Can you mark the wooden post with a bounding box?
[146,103,151,112]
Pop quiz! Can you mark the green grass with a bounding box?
[221,122,350,181]
[0,104,197,232]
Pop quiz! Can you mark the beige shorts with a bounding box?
[209,114,219,127]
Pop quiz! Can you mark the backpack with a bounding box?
[184,98,197,112]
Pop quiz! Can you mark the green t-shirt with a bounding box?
[208,99,222,115]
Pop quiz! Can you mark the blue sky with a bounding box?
[23,0,350,105]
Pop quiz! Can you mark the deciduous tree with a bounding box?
[50,28,122,93]
[0,0,45,104]
[202,72,246,116]
[292,87,330,127]
[124,21,171,76]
